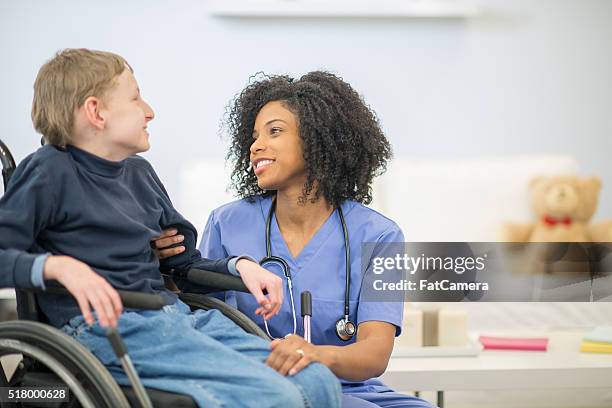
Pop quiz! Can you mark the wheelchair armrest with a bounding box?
[32,284,166,310]
[179,268,249,293]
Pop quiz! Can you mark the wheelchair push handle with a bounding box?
[301,291,312,343]
[107,328,128,357]
[301,291,312,317]
[106,328,154,408]
[40,285,167,310]
[0,138,17,192]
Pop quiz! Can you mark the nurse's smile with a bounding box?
[253,158,275,175]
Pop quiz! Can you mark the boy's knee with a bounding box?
[260,374,305,408]
[299,361,340,386]
[290,362,341,408]
[279,386,305,408]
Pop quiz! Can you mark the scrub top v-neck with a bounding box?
[267,199,339,279]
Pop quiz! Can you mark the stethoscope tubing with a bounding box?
[260,198,354,341]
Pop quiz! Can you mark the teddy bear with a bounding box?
[502,175,612,243]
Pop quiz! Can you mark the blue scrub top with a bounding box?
[199,196,404,347]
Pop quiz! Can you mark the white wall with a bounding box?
[1,0,611,230]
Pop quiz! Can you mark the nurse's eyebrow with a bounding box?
[252,119,288,136]
[265,119,287,126]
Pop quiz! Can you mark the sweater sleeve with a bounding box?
[159,207,233,275]
[0,158,56,289]
[142,161,233,275]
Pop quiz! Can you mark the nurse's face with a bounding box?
[250,101,307,191]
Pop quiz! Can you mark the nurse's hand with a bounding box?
[266,335,328,376]
[151,228,185,259]
[235,259,283,320]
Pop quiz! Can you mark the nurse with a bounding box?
[156,72,435,408]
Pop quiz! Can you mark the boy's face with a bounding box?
[100,69,154,157]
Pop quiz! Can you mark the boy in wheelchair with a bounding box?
[0,48,340,407]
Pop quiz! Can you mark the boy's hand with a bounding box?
[236,259,283,320]
[151,228,185,259]
[43,256,123,328]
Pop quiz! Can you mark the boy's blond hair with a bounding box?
[32,49,132,146]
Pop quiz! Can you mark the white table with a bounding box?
[381,350,612,407]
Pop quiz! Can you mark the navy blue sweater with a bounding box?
[0,144,232,328]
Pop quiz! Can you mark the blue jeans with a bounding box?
[61,299,341,408]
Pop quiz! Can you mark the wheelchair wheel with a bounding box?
[0,320,130,408]
[179,293,269,340]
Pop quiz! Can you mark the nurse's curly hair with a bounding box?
[224,71,392,207]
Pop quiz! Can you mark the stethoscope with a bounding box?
[259,199,357,341]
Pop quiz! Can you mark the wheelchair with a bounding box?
[0,139,269,407]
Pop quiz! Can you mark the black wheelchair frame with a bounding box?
[0,139,269,408]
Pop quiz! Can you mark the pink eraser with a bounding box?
[479,336,548,351]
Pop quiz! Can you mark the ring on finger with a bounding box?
[295,348,305,358]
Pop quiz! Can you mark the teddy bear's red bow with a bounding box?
[543,215,572,226]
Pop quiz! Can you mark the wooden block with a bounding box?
[438,308,468,347]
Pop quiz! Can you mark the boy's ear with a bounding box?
[82,96,106,130]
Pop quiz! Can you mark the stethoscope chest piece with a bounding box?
[335,317,356,341]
